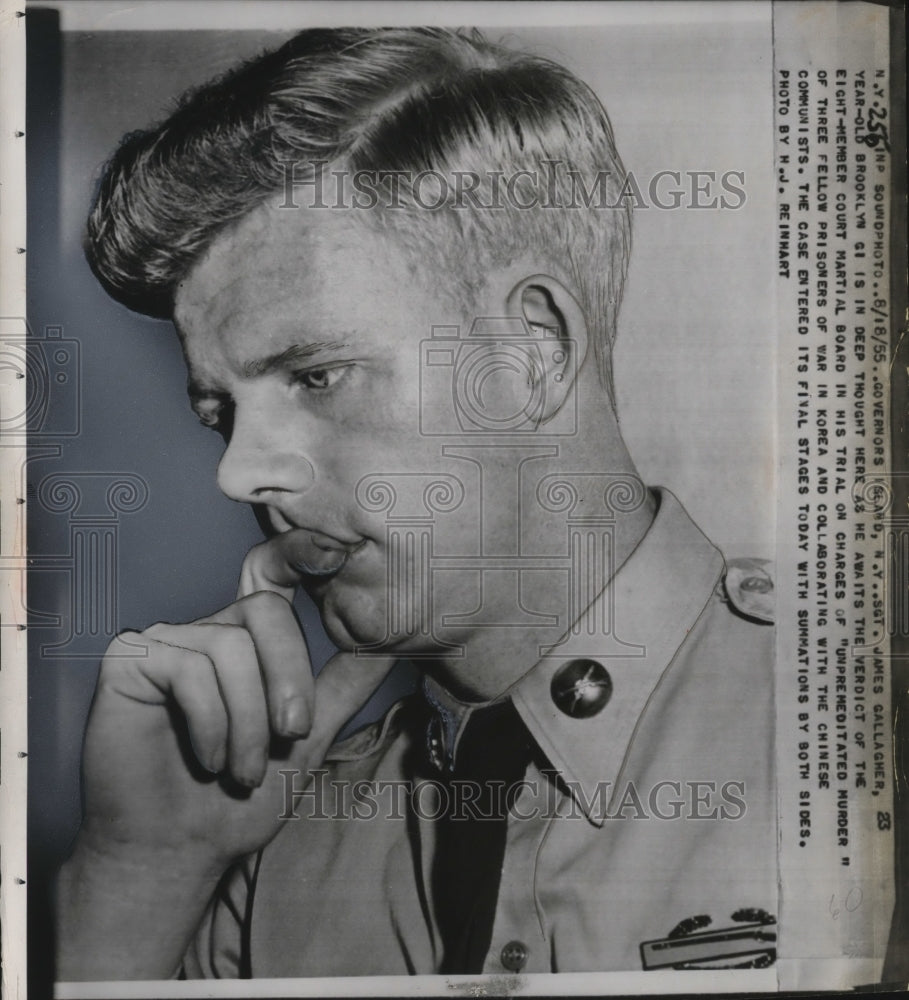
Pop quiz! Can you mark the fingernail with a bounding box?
[232,749,268,788]
[237,750,267,788]
[279,696,311,738]
[196,743,225,774]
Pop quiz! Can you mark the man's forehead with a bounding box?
[172,201,459,376]
[174,202,369,322]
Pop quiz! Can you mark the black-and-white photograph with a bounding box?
[2,1,904,996]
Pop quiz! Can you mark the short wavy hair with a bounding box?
[86,27,633,404]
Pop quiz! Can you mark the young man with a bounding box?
[57,27,777,979]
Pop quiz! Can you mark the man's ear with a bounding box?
[505,274,589,423]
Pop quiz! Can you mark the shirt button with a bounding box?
[550,658,612,718]
[500,940,528,972]
[741,574,773,593]
[426,715,446,771]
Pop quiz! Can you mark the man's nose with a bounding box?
[216,398,315,505]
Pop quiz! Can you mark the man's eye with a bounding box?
[296,366,349,390]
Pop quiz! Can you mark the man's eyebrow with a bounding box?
[240,340,351,378]
[186,340,354,401]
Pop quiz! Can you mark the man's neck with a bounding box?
[424,477,658,702]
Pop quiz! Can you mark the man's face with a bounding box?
[174,203,541,656]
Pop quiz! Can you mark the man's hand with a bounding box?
[57,533,394,980]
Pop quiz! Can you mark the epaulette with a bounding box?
[722,557,774,624]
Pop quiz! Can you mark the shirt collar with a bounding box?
[422,671,503,772]
[510,487,724,824]
[421,488,724,823]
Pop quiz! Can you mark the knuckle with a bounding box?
[176,646,215,674]
[241,539,270,563]
[106,628,141,649]
[101,629,147,664]
[143,621,176,640]
[207,622,256,659]
[241,589,291,613]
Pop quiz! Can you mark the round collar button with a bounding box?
[550,658,612,718]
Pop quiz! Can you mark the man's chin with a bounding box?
[316,591,396,653]
[311,583,452,657]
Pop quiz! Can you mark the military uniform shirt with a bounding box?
[182,488,777,977]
